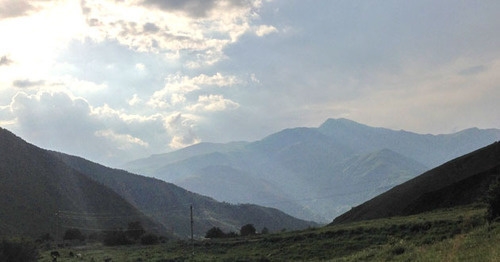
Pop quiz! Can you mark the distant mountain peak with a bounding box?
[320,118,365,128]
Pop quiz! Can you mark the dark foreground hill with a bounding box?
[0,127,160,238]
[332,141,500,224]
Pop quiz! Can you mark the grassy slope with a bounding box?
[38,205,500,261]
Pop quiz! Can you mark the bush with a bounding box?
[486,180,500,222]
[240,224,256,237]
[0,238,38,262]
[205,227,226,239]
[63,228,85,242]
[140,234,160,245]
[103,230,132,246]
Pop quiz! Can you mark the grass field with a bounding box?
[38,204,500,261]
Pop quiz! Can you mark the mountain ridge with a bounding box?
[124,118,500,222]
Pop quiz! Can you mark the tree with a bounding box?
[126,221,145,240]
[140,234,159,245]
[205,227,226,239]
[240,224,256,237]
[486,180,500,222]
[63,228,85,242]
[261,227,269,235]
[103,229,132,246]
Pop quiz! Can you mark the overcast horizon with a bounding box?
[1,0,500,166]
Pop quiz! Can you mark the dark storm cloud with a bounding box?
[0,0,53,19]
[143,22,160,33]
[12,79,45,88]
[142,0,217,17]
[141,0,248,18]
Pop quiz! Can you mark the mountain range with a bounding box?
[123,118,500,222]
[0,127,315,239]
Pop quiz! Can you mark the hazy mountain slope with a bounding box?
[124,118,500,222]
[319,118,500,167]
[123,142,248,175]
[52,152,317,237]
[0,127,159,238]
[176,165,322,222]
[315,149,429,214]
[332,141,500,224]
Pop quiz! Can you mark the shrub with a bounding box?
[205,227,226,239]
[63,228,85,242]
[103,230,132,246]
[141,233,160,245]
[240,224,256,237]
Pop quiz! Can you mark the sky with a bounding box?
[1,0,500,167]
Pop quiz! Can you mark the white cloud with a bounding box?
[187,94,240,112]
[127,94,142,106]
[80,0,273,66]
[135,63,145,70]
[164,112,200,149]
[148,72,239,109]
[254,25,278,37]
[95,129,149,149]
[0,90,204,165]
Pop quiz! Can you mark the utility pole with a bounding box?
[55,211,60,247]
[190,204,194,255]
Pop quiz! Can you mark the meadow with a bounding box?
[37,204,500,261]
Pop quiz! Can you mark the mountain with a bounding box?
[318,118,500,167]
[124,142,248,175]
[51,152,317,237]
[0,126,315,239]
[0,127,160,238]
[332,141,500,224]
[124,118,500,222]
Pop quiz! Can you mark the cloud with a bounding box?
[12,79,45,88]
[148,72,239,109]
[254,25,278,37]
[0,0,35,19]
[165,112,200,149]
[0,55,13,66]
[141,0,217,18]
[95,129,149,149]
[80,0,271,66]
[142,22,160,33]
[459,65,487,76]
[187,94,240,112]
[127,94,142,106]
[0,90,203,165]
[135,63,146,70]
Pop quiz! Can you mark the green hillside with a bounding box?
[38,205,500,261]
[0,127,160,238]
